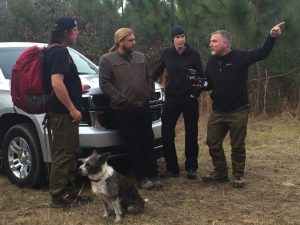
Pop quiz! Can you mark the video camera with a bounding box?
[184,68,208,89]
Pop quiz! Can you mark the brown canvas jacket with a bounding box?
[99,51,154,109]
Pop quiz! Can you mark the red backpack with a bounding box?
[11,44,60,114]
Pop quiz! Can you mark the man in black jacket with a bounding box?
[152,26,204,179]
[203,22,284,188]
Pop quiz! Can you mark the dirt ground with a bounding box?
[0,116,299,225]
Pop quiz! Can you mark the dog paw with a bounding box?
[102,213,109,219]
[114,217,121,223]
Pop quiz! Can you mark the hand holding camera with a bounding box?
[185,68,208,90]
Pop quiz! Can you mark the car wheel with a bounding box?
[2,123,46,188]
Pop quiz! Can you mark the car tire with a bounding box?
[2,123,46,188]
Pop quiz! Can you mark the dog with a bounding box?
[78,151,144,222]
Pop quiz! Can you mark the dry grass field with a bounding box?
[0,115,299,225]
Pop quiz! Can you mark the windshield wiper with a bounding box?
[78,72,99,75]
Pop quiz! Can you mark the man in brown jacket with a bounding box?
[99,28,161,189]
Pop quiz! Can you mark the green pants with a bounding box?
[206,109,248,177]
[48,113,80,198]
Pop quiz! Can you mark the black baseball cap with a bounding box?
[51,16,77,32]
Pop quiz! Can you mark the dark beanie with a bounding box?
[170,25,185,39]
[51,16,77,32]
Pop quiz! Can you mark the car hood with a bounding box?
[81,74,163,96]
[80,74,102,95]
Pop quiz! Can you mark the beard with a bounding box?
[123,45,134,54]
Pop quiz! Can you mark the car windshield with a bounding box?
[0,46,98,79]
[0,47,24,79]
[68,48,98,75]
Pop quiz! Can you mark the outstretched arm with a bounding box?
[243,21,285,65]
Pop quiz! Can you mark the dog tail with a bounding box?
[127,204,144,214]
[127,198,145,214]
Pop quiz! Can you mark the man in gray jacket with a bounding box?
[99,27,161,189]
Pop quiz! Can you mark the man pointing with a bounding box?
[203,22,284,188]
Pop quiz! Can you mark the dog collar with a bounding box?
[90,178,101,182]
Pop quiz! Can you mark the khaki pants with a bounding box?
[48,113,80,198]
[206,109,248,177]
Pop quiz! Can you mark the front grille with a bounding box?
[150,105,162,122]
[80,109,91,126]
[81,91,163,127]
[152,91,161,101]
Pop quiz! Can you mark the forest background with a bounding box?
[0,0,299,118]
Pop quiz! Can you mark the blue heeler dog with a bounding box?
[78,151,145,222]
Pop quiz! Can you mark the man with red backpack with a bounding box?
[43,16,90,208]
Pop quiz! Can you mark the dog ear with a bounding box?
[99,152,111,163]
[92,149,97,155]
[78,158,85,163]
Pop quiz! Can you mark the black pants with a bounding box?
[162,94,199,173]
[115,106,158,181]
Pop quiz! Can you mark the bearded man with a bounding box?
[99,28,162,189]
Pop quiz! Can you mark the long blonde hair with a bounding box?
[109,27,133,52]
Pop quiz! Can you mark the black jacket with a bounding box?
[205,34,276,113]
[152,44,204,96]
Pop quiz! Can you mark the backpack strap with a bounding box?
[42,113,52,153]
[47,43,63,50]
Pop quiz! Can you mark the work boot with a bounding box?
[159,170,180,179]
[68,193,92,205]
[232,175,245,188]
[149,176,163,188]
[186,170,197,180]
[50,196,73,209]
[138,178,154,189]
[202,171,229,183]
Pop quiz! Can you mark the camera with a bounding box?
[185,68,208,88]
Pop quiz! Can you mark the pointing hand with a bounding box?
[270,22,285,38]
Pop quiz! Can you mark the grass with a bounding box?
[0,116,299,225]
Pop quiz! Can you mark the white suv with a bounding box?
[0,42,163,188]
